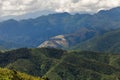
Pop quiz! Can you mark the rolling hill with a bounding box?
[0,48,120,80]
[0,48,65,77]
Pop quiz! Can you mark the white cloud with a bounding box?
[0,0,120,17]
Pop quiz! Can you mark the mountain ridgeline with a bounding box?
[0,7,120,51]
[0,48,120,80]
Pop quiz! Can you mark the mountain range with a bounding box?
[0,7,120,80]
[0,7,120,53]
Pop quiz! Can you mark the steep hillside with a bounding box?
[73,29,120,53]
[0,48,120,80]
[38,28,97,49]
[0,68,43,80]
[0,7,120,48]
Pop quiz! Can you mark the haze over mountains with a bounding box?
[0,7,119,53]
[0,10,55,22]
[1,0,120,21]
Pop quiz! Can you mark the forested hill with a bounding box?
[0,48,120,80]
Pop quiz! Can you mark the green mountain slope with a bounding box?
[0,68,43,80]
[72,29,120,53]
[45,51,120,80]
[0,48,120,80]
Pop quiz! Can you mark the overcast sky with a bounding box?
[0,0,120,17]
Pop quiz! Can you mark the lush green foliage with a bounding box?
[0,48,120,80]
[0,68,44,80]
[45,51,120,80]
[0,48,65,77]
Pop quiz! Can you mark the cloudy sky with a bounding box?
[0,0,120,18]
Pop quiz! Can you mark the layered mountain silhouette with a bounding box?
[0,7,120,52]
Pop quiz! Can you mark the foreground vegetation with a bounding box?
[0,48,120,80]
[0,68,44,80]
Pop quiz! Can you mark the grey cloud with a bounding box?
[0,0,120,17]
[71,0,80,3]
